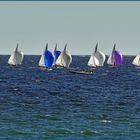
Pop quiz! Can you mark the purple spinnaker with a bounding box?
[113,50,123,65]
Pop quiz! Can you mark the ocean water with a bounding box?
[0,55,140,140]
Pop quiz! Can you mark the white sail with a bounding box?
[107,55,114,65]
[20,52,24,63]
[15,51,23,65]
[38,43,48,67]
[8,46,24,65]
[88,55,99,67]
[8,52,16,65]
[88,43,105,67]
[107,44,116,65]
[56,44,72,68]
[132,54,140,66]
[94,51,106,66]
[55,53,63,66]
[38,54,45,66]
[62,50,72,68]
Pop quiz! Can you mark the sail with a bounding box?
[54,50,61,61]
[39,43,47,67]
[44,50,54,67]
[113,50,123,65]
[20,52,24,63]
[132,54,140,66]
[107,44,116,65]
[107,44,123,66]
[88,55,99,67]
[8,52,16,65]
[38,54,45,67]
[107,55,114,65]
[88,43,105,67]
[38,43,54,68]
[56,44,72,68]
[61,50,72,68]
[55,53,63,66]
[54,44,61,62]
[8,45,24,65]
[14,51,23,65]
[94,51,106,66]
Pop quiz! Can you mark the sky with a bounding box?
[0,1,140,55]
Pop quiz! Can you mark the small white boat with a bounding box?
[38,43,54,69]
[107,44,123,66]
[88,43,106,67]
[132,53,140,66]
[56,44,72,68]
[8,44,24,66]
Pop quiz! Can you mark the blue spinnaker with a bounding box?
[54,50,61,61]
[44,50,54,67]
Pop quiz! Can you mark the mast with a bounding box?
[54,43,57,52]
[112,44,116,66]
[64,43,67,52]
[94,43,98,53]
[15,43,18,52]
[113,43,116,52]
[45,43,48,51]
[93,43,98,67]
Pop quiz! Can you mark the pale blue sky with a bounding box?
[0,1,140,55]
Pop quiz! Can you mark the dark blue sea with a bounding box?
[0,55,140,140]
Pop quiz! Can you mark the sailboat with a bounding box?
[107,44,123,66]
[55,44,72,68]
[132,53,140,66]
[88,43,106,67]
[53,44,61,66]
[38,43,54,68]
[8,44,24,66]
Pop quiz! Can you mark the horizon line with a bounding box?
[0,54,136,56]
